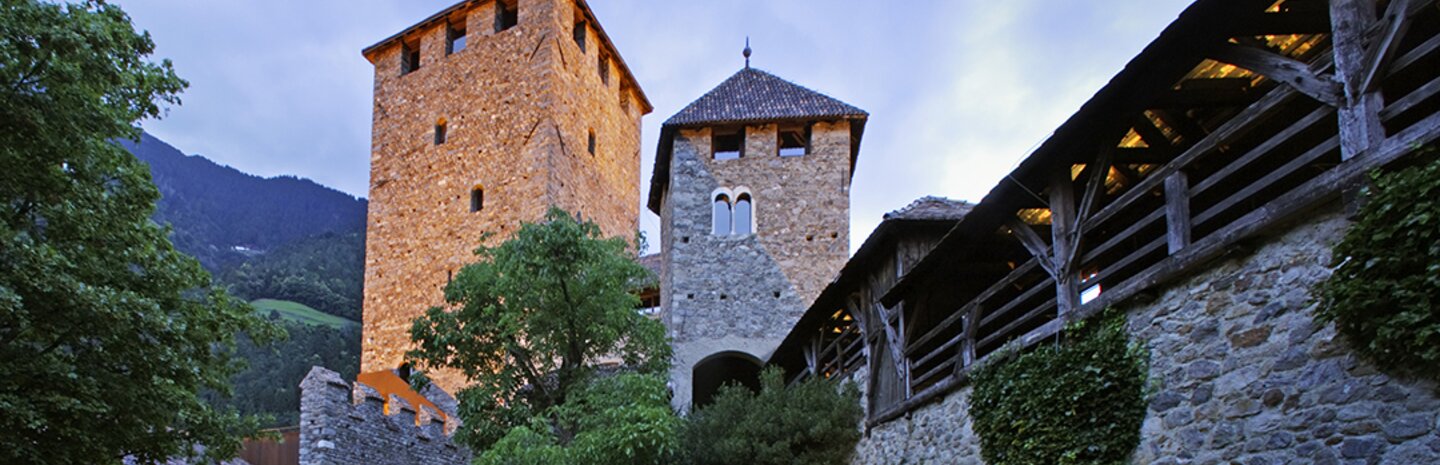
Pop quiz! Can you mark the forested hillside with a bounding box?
[122,132,367,427]
[120,132,368,271]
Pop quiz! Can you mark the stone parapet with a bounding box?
[299,366,469,465]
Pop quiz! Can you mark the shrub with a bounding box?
[1316,150,1440,378]
[970,314,1148,465]
[683,367,862,465]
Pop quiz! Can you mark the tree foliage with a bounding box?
[475,373,682,465]
[1316,150,1440,378]
[970,314,1148,465]
[683,367,862,465]
[221,232,366,321]
[218,319,361,427]
[120,132,368,272]
[407,207,672,455]
[0,1,276,463]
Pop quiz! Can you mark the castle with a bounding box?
[297,0,1440,463]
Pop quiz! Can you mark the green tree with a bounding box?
[0,1,276,463]
[683,367,862,465]
[408,207,674,462]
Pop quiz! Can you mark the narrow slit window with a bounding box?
[734,193,753,235]
[778,124,809,157]
[470,186,484,212]
[713,194,732,235]
[434,119,447,145]
[713,129,743,160]
[400,42,421,75]
[494,1,518,32]
[446,23,467,55]
[572,21,587,52]
[587,129,596,155]
[598,54,610,85]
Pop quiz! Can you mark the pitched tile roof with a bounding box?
[664,67,867,127]
[648,67,868,213]
[884,196,974,221]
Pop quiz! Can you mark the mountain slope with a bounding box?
[120,132,368,271]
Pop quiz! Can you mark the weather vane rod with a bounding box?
[744,37,752,68]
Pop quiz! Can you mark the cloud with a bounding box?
[116,0,1192,254]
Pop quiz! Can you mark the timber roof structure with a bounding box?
[767,0,1440,426]
[648,67,868,213]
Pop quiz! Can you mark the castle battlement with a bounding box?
[299,367,469,465]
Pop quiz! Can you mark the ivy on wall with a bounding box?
[1316,150,1440,378]
[970,314,1148,465]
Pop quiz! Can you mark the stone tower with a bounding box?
[360,0,651,393]
[650,66,867,409]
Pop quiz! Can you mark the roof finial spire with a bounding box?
[743,37,752,68]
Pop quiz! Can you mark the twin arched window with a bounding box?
[713,189,753,235]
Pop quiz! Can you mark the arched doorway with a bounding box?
[691,351,763,408]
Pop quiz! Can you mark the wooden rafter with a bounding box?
[1360,0,1415,93]
[1211,43,1342,107]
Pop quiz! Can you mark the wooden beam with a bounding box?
[1164,171,1192,254]
[1330,0,1385,160]
[1150,86,1253,109]
[1049,167,1080,316]
[1211,43,1342,107]
[1360,0,1414,93]
[1114,147,1174,164]
[1006,219,1057,278]
[1132,114,1178,152]
[871,301,909,398]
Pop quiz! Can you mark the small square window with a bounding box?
[713,129,743,160]
[572,21,587,52]
[598,54,610,85]
[446,23,467,55]
[779,124,809,157]
[470,186,484,212]
[495,1,518,32]
[400,42,421,75]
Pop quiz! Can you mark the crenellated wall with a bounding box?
[298,367,470,465]
[849,207,1440,464]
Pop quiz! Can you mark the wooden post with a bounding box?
[1165,171,1192,254]
[959,305,980,370]
[1330,0,1385,160]
[1049,167,1080,315]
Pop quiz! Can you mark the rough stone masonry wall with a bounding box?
[362,0,643,393]
[299,367,469,465]
[661,123,852,409]
[849,205,1440,464]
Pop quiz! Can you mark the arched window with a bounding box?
[470,185,484,212]
[734,193,752,235]
[713,194,732,235]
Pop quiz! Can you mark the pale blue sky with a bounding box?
[117,1,1192,253]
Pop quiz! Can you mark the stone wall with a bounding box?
[849,206,1440,464]
[361,0,646,393]
[299,367,469,465]
[661,121,853,409]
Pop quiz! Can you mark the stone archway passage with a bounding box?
[691,351,763,408]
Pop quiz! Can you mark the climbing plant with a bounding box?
[970,313,1148,465]
[1316,149,1440,378]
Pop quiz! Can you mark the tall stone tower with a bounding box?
[360,0,651,393]
[650,65,867,409]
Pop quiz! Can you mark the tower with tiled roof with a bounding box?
[651,63,867,409]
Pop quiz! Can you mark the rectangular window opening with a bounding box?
[435,122,447,145]
[446,22,467,55]
[598,54,610,85]
[470,187,484,212]
[494,0,518,33]
[778,124,810,157]
[587,129,596,155]
[713,128,743,160]
[400,41,421,75]
[572,21,587,52]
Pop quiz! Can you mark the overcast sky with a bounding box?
[116,0,1192,254]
